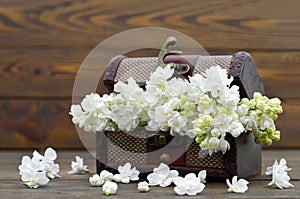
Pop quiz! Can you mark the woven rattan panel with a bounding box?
[107,131,147,164]
[115,57,158,82]
[185,140,225,169]
[193,55,232,74]
[114,55,233,82]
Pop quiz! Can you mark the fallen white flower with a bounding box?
[266,164,294,189]
[102,181,118,196]
[266,158,291,176]
[22,171,49,189]
[68,156,90,174]
[18,147,60,188]
[33,147,57,164]
[46,163,60,179]
[226,176,249,193]
[32,147,61,178]
[100,170,114,181]
[137,181,150,192]
[147,163,179,187]
[173,173,205,196]
[113,162,139,183]
[89,174,104,187]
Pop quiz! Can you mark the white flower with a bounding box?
[165,77,188,97]
[19,156,42,177]
[148,65,174,84]
[198,170,207,183]
[22,171,49,189]
[32,147,60,178]
[260,115,275,130]
[114,77,143,100]
[18,148,60,188]
[186,73,205,102]
[69,93,112,133]
[100,170,114,181]
[137,181,150,192]
[173,173,205,196]
[89,170,114,187]
[266,164,294,189]
[147,163,179,187]
[68,156,90,174]
[266,158,291,176]
[113,162,139,183]
[89,174,104,187]
[102,181,118,196]
[146,105,172,132]
[218,138,230,154]
[202,65,233,98]
[46,163,60,179]
[144,65,174,106]
[226,176,249,193]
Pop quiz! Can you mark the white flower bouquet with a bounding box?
[70,64,282,156]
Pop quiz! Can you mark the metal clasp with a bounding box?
[158,36,190,75]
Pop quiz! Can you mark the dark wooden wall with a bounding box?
[0,0,299,149]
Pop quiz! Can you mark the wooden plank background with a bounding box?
[0,0,299,149]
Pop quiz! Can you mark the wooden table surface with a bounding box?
[1,149,300,198]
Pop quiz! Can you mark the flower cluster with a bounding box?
[88,162,139,195]
[147,163,206,196]
[89,171,118,196]
[18,147,60,188]
[70,65,283,155]
[238,92,282,145]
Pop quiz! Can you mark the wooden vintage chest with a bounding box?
[96,49,264,181]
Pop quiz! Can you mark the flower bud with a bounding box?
[208,137,219,148]
[137,181,150,192]
[102,181,118,196]
[219,139,230,154]
[211,128,220,137]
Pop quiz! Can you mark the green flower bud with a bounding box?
[211,128,220,137]
[203,115,213,125]
[253,92,262,99]
[269,130,281,141]
[240,98,250,105]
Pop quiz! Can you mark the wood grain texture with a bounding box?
[0,100,84,149]
[0,49,299,99]
[0,0,299,50]
[1,150,300,198]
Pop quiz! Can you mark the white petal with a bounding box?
[121,177,130,184]
[238,179,249,186]
[154,163,170,177]
[198,170,207,183]
[232,176,238,185]
[185,173,198,181]
[33,150,44,160]
[168,170,179,178]
[121,162,131,171]
[21,156,32,165]
[44,148,57,161]
[174,186,186,195]
[226,179,233,192]
[129,169,140,181]
[113,174,122,182]
[147,173,163,186]
[67,170,77,175]
[173,177,184,186]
